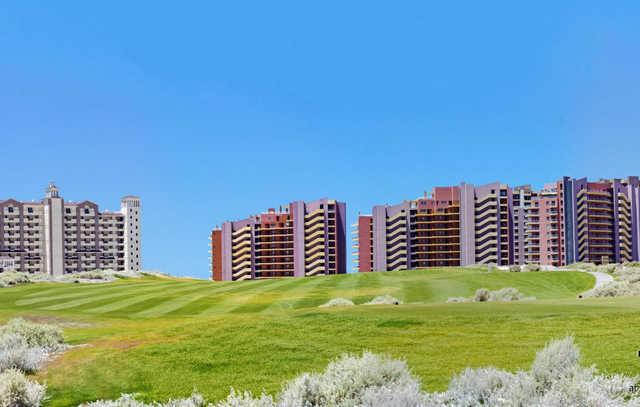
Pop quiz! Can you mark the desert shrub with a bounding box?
[0,334,47,373]
[509,265,521,273]
[523,263,541,272]
[451,288,533,304]
[488,287,530,302]
[613,267,640,284]
[582,281,640,298]
[0,318,65,351]
[214,390,275,407]
[364,295,402,305]
[278,351,423,406]
[0,272,32,288]
[0,369,47,407]
[429,336,640,406]
[81,393,207,407]
[531,336,580,388]
[596,264,617,274]
[446,297,469,303]
[319,298,354,308]
[569,262,597,271]
[473,288,490,302]
[432,367,535,406]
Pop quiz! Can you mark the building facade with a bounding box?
[355,176,640,272]
[561,176,640,265]
[354,187,461,272]
[210,199,346,281]
[0,183,141,276]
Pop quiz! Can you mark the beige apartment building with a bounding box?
[0,183,141,275]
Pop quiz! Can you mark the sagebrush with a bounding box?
[448,287,534,303]
[319,298,354,308]
[0,369,47,407]
[364,294,402,305]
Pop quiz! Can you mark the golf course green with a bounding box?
[1,268,639,406]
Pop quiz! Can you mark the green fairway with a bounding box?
[3,268,640,406]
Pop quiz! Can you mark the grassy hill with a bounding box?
[2,268,640,406]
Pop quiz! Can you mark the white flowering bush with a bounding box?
[278,351,422,406]
[80,393,208,407]
[30,269,143,285]
[614,267,640,284]
[445,297,469,303]
[582,281,640,298]
[472,288,491,302]
[0,318,65,352]
[0,369,47,407]
[0,334,47,373]
[570,262,598,270]
[364,295,402,305]
[214,390,275,407]
[488,287,532,302]
[428,336,640,406]
[0,272,32,288]
[319,298,354,308]
[449,287,534,303]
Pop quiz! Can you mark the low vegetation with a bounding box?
[88,337,639,406]
[580,264,640,298]
[0,269,143,289]
[448,287,534,303]
[0,318,67,407]
[0,368,47,407]
[0,272,32,288]
[80,393,207,407]
[319,298,354,308]
[364,294,403,305]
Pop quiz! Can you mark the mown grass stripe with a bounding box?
[260,276,329,313]
[19,279,162,298]
[197,279,293,316]
[132,286,223,317]
[161,281,267,316]
[228,277,309,314]
[289,274,353,309]
[15,281,175,306]
[39,282,196,311]
[84,283,212,314]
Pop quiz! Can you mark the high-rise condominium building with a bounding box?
[0,183,141,275]
[561,176,639,265]
[210,199,346,281]
[354,183,510,271]
[355,176,640,271]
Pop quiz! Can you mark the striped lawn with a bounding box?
[5,268,638,407]
[1,269,599,320]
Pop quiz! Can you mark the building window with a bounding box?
[27,208,33,213]
[8,207,14,213]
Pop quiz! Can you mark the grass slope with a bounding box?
[2,268,637,406]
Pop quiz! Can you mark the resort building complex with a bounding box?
[355,176,640,271]
[210,199,347,281]
[0,183,142,276]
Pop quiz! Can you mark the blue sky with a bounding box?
[1,2,639,278]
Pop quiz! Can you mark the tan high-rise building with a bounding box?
[0,183,141,275]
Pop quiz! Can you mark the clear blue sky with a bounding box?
[1,2,639,278]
